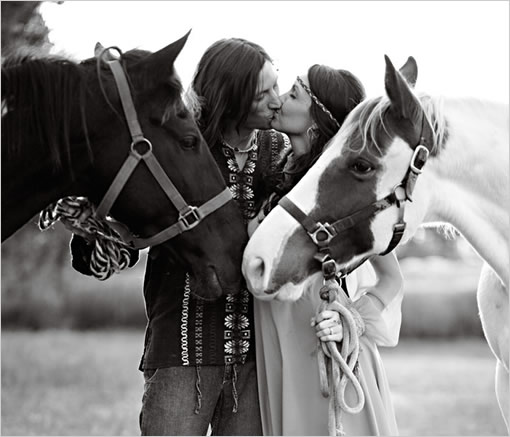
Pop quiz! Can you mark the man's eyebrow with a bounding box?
[257,85,270,94]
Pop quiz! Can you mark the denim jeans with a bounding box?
[140,362,262,436]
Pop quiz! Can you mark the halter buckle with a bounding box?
[179,206,202,230]
[410,145,429,174]
[308,222,337,247]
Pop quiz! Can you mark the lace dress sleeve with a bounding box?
[349,259,404,347]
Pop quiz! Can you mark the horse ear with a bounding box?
[94,42,104,58]
[94,42,118,61]
[384,55,419,120]
[398,56,418,88]
[134,30,192,77]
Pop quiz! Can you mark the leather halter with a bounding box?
[279,116,432,279]
[94,50,232,249]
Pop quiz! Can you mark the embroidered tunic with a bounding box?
[139,130,287,370]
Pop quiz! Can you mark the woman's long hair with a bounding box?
[278,65,365,195]
[185,38,273,147]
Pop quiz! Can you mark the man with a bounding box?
[138,38,287,436]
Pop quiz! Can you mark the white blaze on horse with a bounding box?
[243,56,509,430]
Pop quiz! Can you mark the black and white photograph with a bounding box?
[1,1,509,436]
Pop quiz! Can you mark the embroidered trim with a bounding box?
[224,290,251,364]
[180,273,191,365]
[195,294,204,365]
[222,133,259,222]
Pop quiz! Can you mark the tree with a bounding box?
[1,1,52,56]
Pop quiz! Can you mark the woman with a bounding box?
[251,65,403,436]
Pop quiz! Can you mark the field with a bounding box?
[1,330,507,436]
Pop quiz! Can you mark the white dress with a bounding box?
[254,262,403,436]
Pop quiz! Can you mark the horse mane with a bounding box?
[351,92,448,157]
[2,53,88,173]
[2,48,184,177]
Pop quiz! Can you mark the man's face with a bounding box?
[244,60,281,130]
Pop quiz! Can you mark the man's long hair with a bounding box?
[185,38,273,147]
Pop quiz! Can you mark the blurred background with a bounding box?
[1,1,508,436]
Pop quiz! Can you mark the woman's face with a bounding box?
[271,74,314,136]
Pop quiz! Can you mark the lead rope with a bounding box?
[316,277,366,436]
[39,196,134,280]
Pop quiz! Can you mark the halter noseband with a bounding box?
[94,49,232,249]
[279,115,432,279]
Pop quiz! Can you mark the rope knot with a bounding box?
[39,196,138,280]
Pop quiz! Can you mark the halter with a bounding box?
[279,113,432,278]
[94,49,233,249]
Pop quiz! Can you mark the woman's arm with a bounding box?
[363,252,404,311]
[313,253,404,345]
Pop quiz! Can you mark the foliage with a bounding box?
[1,1,53,56]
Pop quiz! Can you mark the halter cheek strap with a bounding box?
[278,139,430,277]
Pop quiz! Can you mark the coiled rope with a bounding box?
[39,196,133,280]
[316,278,366,436]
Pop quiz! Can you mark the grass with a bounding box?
[381,339,507,436]
[1,330,507,436]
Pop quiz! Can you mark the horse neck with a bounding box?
[424,97,509,284]
[1,141,90,240]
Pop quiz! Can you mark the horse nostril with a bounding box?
[248,256,265,280]
[243,255,268,294]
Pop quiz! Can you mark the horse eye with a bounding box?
[351,160,374,174]
[149,115,163,126]
[180,135,198,150]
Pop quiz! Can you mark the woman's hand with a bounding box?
[311,310,343,342]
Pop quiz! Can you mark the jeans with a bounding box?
[140,362,262,436]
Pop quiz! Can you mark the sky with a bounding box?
[40,1,509,103]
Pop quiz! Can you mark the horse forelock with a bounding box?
[348,93,448,158]
[2,54,89,176]
[120,50,184,125]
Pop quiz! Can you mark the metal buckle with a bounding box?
[393,222,406,233]
[179,206,202,230]
[308,222,337,247]
[392,184,408,206]
[410,145,429,174]
[130,138,153,158]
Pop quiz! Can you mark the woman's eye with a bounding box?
[351,160,374,174]
[181,136,198,150]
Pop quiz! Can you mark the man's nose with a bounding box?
[268,90,282,109]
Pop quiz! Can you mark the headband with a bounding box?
[296,76,341,129]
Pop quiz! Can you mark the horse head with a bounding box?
[243,56,437,301]
[2,32,248,299]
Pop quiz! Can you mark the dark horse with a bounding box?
[2,32,248,299]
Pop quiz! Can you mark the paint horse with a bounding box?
[2,31,248,300]
[243,56,509,430]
